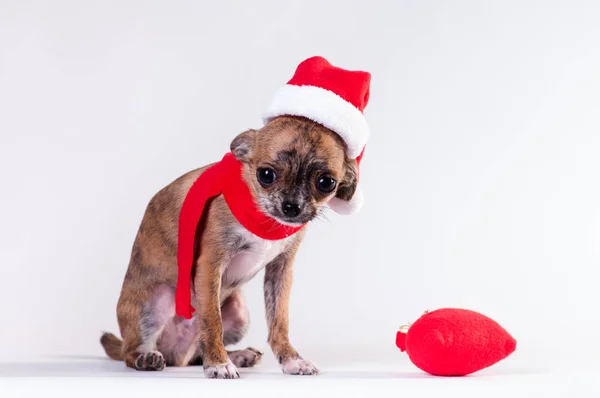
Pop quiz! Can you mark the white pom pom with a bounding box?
[328,185,364,215]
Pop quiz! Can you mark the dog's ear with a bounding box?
[230,129,257,162]
[335,158,358,201]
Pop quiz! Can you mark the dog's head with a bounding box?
[230,116,358,225]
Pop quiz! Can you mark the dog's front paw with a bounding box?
[281,358,319,375]
[204,360,240,379]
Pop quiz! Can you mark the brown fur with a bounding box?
[264,237,304,364]
[100,332,123,360]
[100,116,357,378]
[235,117,357,223]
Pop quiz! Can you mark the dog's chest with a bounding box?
[223,227,290,287]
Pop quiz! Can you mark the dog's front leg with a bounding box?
[264,247,319,376]
[194,250,239,379]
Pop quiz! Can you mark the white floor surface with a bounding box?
[0,349,597,398]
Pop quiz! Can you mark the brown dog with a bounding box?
[100,116,358,378]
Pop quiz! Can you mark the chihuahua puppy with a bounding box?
[100,115,358,378]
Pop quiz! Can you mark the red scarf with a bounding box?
[175,152,305,319]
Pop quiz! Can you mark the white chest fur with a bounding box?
[223,226,291,287]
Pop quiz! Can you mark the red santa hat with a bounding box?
[262,56,371,215]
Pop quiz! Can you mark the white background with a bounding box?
[1,0,600,395]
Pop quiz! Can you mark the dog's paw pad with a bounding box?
[135,351,165,371]
[228,347,263,368]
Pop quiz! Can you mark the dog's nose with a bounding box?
[282,201,301,217]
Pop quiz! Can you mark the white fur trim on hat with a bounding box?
[327,184,364,215]
[262,84,370,159]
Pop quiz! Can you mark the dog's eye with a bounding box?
[257,168,277,186]
[317,176,337,193]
